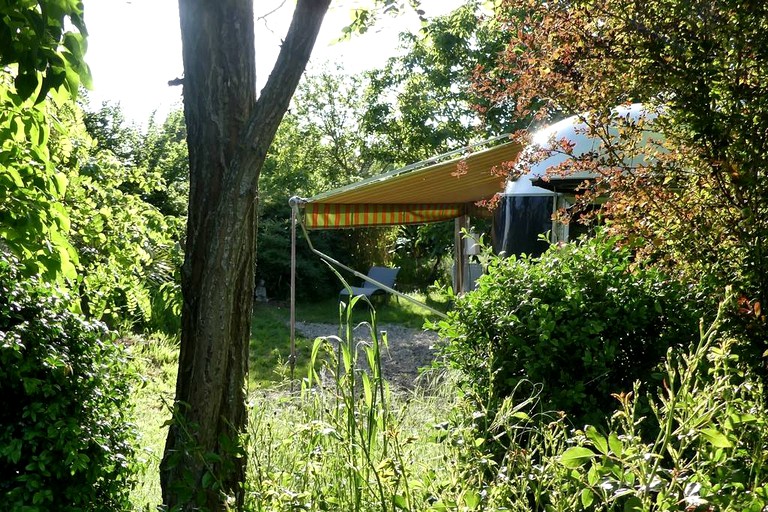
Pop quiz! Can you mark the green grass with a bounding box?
[294,290,451,328]
[126,291,768,511]
[245,369,463,511]
[245,297,466,511]
[129,290,452,508]
[127,333,178,511]
[249,302,318,388]
[249,290,450,387]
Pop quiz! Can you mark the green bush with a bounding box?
[437,232,703,425]
[557,302,768,511]
[257,203,347,301]
[390,222,455,291]
[0,257,139,510]
[239,289,767,510]
[436,293,768,511]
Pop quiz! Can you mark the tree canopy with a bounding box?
[0,0,91,102]
[364,0,514,164]
[479,0,768,319]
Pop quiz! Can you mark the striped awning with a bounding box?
[305,203,463,229]
[301,140,523,229]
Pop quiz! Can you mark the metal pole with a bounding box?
[289,198,298,387]
[454,214,468,294]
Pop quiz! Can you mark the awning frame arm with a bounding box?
[289,197,448,319]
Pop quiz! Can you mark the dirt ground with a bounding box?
[293,321,445,389]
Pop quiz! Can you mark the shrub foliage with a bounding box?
[440,293,768,511]
[0,258,138,510]
[438,233,702,425]
[242,285,766,511]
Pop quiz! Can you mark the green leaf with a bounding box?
[587,465,599,486]
[729,412,758,425]
[361,372,373,406]
[63,65,80,97]
[560,446,596,468]
[586,425,608,455]
[608,432,623,457]
[581,488,595,508]
[463,489,481,509]
[623,496,643,511]
[52,172,68,196]
[5,167,24,187]
[37,70,67,103]
[700,428,734,448]
[15,71,38,101]
[79,62,93,90]
[428,500,451,512]
[393,494,408,509]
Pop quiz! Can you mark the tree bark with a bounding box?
[161,0,330,509]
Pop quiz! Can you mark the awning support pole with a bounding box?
[290,197,448,319]
[289,200,297,388]
[454,214,468,294]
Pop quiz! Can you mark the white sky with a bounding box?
[83,0,465,125]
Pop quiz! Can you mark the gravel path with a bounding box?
[293,321,445,389]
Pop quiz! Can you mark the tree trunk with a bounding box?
[161,1,330,509]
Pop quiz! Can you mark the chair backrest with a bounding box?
[362,266,400,290]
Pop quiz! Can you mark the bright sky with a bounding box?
[83,0,465,126]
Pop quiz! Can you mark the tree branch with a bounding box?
[245,0,331,152]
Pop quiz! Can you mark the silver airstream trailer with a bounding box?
[495,103,661,256]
